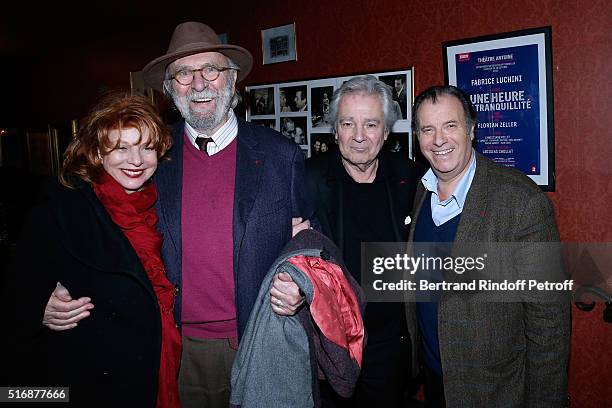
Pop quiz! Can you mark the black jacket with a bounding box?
[305,149,423,246]
[2,179,161,407]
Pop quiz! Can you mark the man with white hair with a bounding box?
[306,75,423,407]
[43,21,312,407]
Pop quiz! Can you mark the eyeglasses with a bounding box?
[169,65,236,85]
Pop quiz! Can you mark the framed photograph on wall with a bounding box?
[310,133,335,158]
[249,86,276,116]
[261,23,297,64]
[279,85,308,112]
[443,26,555,190]
[310,84,334,130]
[245,67,414,159]
[375,70,414,158]
[280,116,308,146]
[378,73,409,121]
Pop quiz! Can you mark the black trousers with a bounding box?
[319,334,413,408]
[423,364,446,408]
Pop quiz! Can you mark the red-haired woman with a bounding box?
[4,92,181,407]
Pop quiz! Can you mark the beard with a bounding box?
[172,77,235,133]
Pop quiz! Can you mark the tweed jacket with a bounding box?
[406,153,570,407]
[154,118,312,338]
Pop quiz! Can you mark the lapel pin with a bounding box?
[404,215,412,225]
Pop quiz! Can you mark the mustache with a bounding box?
[187,90,218,101]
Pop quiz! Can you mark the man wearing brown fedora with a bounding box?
[42,21,313,407]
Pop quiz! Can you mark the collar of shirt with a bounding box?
[421,150,477,226]
[184,110,238,156]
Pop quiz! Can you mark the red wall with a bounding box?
[4,0,611,404]
[212,0,610,405]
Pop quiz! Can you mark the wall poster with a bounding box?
[444,27,555,190]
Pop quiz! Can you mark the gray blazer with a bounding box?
[405,153,570,407]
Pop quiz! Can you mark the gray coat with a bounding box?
[230,229,365,408]
[405,153,570,407]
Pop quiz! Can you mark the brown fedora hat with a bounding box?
[142,21,253,91]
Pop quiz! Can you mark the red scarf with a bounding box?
[93,171,181,408]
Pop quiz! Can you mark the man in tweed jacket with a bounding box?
[406,85,570,407]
